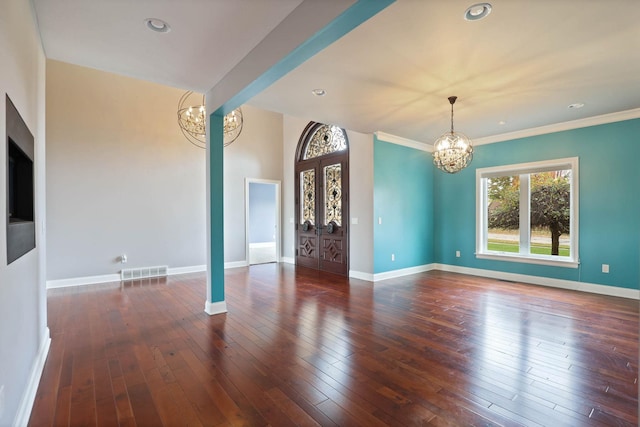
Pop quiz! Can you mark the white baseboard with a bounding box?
[349,270,374,281]
[249,242,276,248]
[372,264,436,282]
[363,263,638,299]
[14,327,51,427]
[281,257,295,265]
[47,273,121,289]
[224,260,248,269]
[47,264,208,289]
[204,300,227,315]
[168,265,206,275]
[434,264,640,300]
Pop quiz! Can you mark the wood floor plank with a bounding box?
[29,265,638,426]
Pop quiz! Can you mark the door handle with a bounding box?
[326,221,336,234]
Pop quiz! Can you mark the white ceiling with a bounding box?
[33,0,640,144]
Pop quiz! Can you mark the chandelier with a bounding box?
[177,91,243,149]
[432,96,473,173]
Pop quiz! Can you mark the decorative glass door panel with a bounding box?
[301,169,316,226]
[324,164,342,226]
[295,122,349,276]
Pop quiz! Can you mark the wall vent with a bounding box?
[120,265,168,281]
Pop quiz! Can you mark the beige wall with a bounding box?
[46,60,207,280]
[0,0,48,424]
[223,105,283,263]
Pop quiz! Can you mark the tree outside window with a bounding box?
[476,158,579,268]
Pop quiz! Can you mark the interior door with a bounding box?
[295,154,349,275]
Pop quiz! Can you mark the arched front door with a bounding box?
[294,122,349,276]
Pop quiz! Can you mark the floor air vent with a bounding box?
[121,265,168,281]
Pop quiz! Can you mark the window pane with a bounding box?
[529,170,571,257]
[300,169,315,225]
[324,163,342,226]
[487,175,520,253]
[303,125,347,160]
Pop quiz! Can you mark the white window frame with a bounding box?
[476,157,579,268]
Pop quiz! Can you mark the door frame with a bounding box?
[245,178,281,265]
[294,122,349,275]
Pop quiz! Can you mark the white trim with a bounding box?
[474,108,640,146]
[14,328,51,427]
[249,242,276,248]
[204,300,228,315]
[47,264,207,289]
[281,256,295,264]
[475,253,579,268]
[373,264,436,282]
[476,157,579,267]
[374,131,432,152]
[434,264,639,300]
[224,260,248,269]
[47,273,121,289]
[168,265,206,275]
[349,270,374,281]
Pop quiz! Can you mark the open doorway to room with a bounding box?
[246,179,281,265]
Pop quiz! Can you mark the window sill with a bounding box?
[476,252,579,269]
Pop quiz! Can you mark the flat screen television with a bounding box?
[6,94,35,264]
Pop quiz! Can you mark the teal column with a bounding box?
[205,112,226,314]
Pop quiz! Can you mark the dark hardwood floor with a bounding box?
[29,264,638,426]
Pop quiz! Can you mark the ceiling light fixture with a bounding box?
[311,89,326,96]
[464,3,492,21]
[432,96,474,174]
[568,102,585,109]
[145,18,171,33]
[177,91,243,149]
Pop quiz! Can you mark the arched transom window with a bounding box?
[301,124,348,160]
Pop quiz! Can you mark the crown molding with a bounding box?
[375,109,640,151]
[474,108,640,146]
[374,131,432,152]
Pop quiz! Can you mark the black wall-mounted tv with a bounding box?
[6,94,35,264]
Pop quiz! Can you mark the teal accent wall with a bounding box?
[373,137,434,273]
[434,119,640,290]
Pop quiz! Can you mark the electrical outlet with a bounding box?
[378,217,382,225]
[456,250,461,258]
[602,264,609,273]
[391,253,395,261]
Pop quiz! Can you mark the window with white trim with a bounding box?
[476,157,579,268]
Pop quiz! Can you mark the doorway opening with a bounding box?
[245,179,281,265]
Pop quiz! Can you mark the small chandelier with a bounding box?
[432,96,473,173]
[177,91,243,149]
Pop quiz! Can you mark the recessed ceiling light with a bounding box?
[464,3,492,21]
[568,102,585,109]
[145,18,171,33]
[498,120,506,125]
[311,89,326,97]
